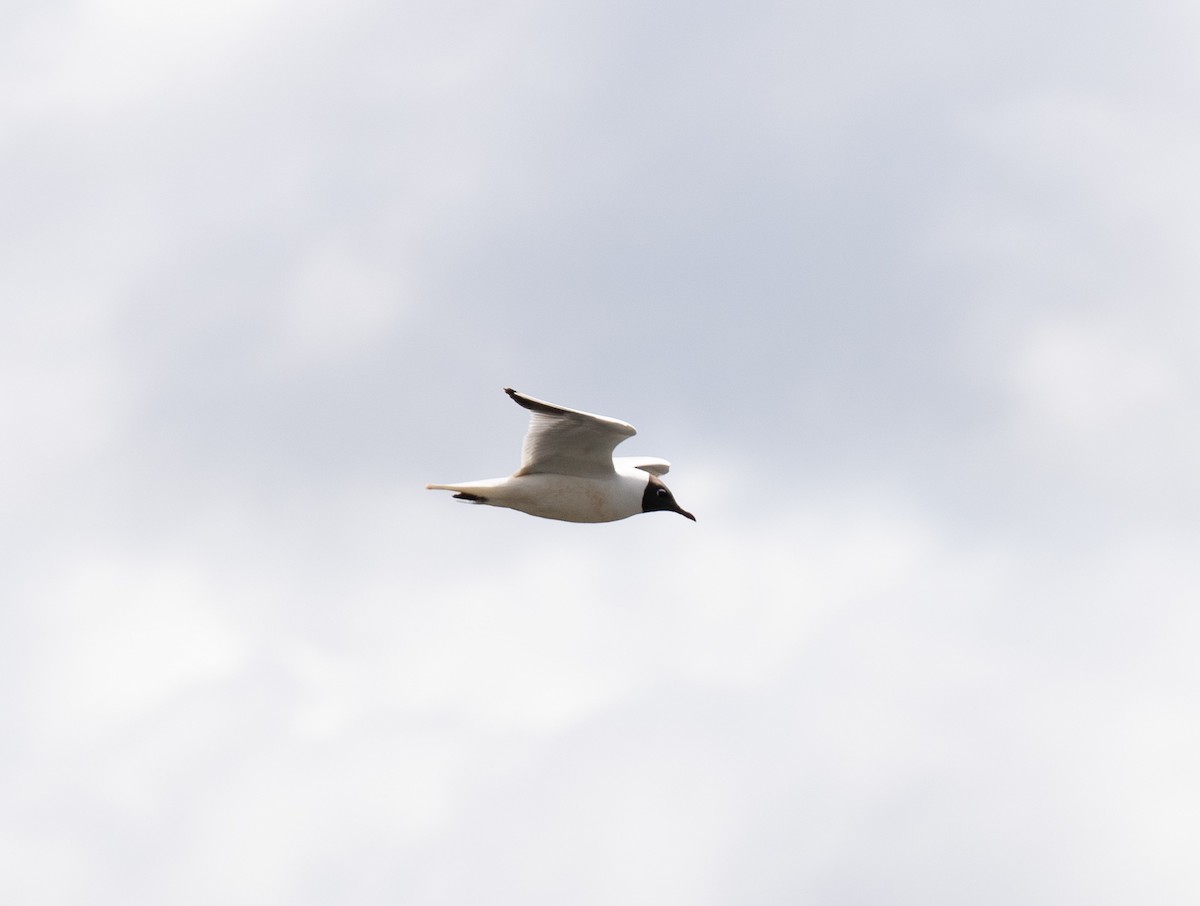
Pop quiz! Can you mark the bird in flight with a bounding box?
[426,388,695,524]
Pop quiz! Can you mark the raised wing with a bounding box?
[613,456,671,476]
[505,388,636,478]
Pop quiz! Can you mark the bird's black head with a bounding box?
[641,475,696,521]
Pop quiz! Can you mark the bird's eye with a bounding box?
[657,488,668,497]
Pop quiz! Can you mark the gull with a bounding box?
[426,388,696,523]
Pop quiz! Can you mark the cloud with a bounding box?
[4,0,1200,903]
[271,240,409,367]
[1009,314,1174,433]
[4,0,284,116]
[13,457,1198,905]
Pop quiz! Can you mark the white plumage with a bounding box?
[426,389,695,524]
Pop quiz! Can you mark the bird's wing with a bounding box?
[506,388,636,478]
[613,456,671,476]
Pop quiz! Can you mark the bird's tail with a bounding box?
[425,483,489,503]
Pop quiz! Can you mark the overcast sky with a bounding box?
[3,1,1199,903]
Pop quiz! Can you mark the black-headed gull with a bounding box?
[426,388,695,523]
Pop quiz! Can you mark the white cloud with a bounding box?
[5,447,1199,905]
[997,311,1200,512]
[1010,316,1174,433]
[4,0,1200,903]
[27,556,248,748]
[3,0,286,116]
[271,240,408,367]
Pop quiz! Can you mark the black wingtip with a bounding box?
[504,388,562,416]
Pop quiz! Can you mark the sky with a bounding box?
[3,0,1199,903]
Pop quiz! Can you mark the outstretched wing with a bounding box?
[613,456,671,476]
[505,388,636,478]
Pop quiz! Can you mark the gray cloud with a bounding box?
[3,0,1198,904]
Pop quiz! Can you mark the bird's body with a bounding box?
[426,389,695,524]
[427,469,646,523]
